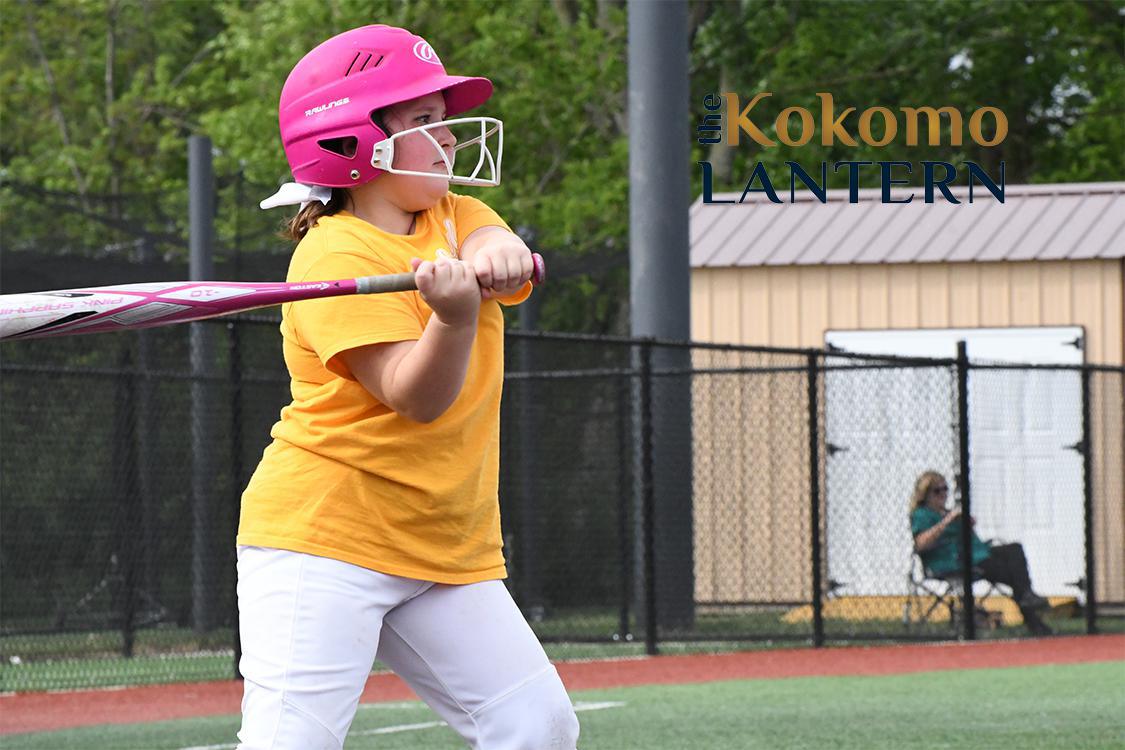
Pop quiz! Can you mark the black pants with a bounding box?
[977,543,1048,630]
[977,542,1035,602]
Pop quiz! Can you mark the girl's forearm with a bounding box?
[384,316,477,423]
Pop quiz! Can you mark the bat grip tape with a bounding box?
[355,273,418,294]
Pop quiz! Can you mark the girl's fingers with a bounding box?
[506,254,526,286]
[493,255,513,291]
[414,260,434,293]
[475,255,495,290]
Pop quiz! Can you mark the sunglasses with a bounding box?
[931,485,949,494]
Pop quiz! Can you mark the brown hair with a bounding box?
[911,471,947,510]
[282,188,350,242]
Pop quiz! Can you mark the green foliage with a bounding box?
[692,0,1124,191]
[2,0,1121,330]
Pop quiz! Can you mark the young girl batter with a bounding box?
[240,24,579,749]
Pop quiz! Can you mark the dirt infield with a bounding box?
[2,634,1122,735]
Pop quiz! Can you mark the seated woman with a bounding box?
[910,471,1052,636]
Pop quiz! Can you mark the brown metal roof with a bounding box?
[690,182,1125,267]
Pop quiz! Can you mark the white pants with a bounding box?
[236,546,579,749]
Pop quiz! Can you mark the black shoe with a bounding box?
[1026,619,1054,637]
[1019,592,1050,611]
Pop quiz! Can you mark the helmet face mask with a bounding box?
[371,116,503,187]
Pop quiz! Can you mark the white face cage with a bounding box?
[370,116,503,187]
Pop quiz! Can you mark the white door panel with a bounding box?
[824,358,957,595]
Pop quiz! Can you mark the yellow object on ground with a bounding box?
[781,596,1075,627]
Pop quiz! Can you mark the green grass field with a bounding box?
[5,662,1123,749]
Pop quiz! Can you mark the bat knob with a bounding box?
[531,253,547,286]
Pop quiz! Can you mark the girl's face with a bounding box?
[378,92,456,212]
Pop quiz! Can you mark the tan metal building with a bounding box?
[689,182,1125,609]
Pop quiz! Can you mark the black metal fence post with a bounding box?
[228,321,245,678]
[515,334,543,622]
[135,327,157,615]
[807,352,825,647]
[189,136,217,635]
[114,345,141,658]
[617,373,633,642]
[956,341,975,641]
[1080,366,1098,634]
[229,164,246,677]
[640,340,658,656]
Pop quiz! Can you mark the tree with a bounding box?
[1,0,227,258]
[689,0,1124,191]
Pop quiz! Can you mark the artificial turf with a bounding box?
[4,661,1123,749]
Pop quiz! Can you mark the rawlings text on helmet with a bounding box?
[305,97,351,118]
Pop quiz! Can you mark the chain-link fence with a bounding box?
[3,324,1122,692]
[0,318,289,690]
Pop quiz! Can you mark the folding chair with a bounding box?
[903,552,1005,632]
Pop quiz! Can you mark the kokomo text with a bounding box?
[697,93,1006,204]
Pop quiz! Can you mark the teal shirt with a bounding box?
[910,506,991,576]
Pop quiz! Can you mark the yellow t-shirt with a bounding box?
[237,194,531,584]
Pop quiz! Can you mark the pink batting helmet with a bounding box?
[277,25,493,187]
